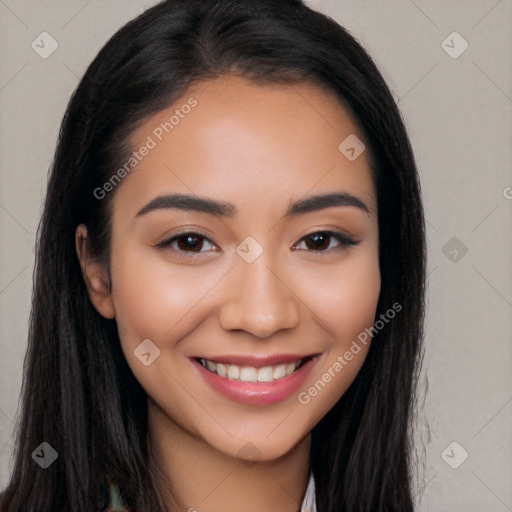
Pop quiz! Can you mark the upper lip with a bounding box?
[192,353,318,368]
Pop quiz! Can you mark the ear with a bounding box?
[75,224,115,319]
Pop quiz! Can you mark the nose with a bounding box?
[218,255,301,338]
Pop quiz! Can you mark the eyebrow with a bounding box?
[135,191,371,218]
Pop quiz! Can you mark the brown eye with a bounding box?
[294,231,359,253]
[304,233,331,251]
[175,234,204,252]
[154,231,217,256]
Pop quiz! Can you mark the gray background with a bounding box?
[0,1,511,510]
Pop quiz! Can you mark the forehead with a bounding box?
[115,74,376,218]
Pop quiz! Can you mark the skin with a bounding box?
[77,74,381,512]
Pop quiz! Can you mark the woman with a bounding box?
[1,0,426,510]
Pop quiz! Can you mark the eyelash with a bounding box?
[153,230,360,257]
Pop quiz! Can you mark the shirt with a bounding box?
[107,472,317,511]
[301,471,317,512]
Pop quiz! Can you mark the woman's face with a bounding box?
[86,74,380,461]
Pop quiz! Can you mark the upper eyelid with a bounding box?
[293,231,360,249]
[154,230,217,249]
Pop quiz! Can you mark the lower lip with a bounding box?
[192,357,317,406]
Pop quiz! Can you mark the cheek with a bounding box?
[108,250,224,432]
[109,248,226,343]
[293,247,380,414]
[297,248,381,342]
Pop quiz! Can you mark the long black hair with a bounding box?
[1,0,426,510]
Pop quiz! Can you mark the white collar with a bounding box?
[300,471,317,512]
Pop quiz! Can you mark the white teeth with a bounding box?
[272,364,286,380]
[257,366,273,383]
[199,358,304,382]
[240,367,258,383]
[227,365,240,380]
[216,363,227,378]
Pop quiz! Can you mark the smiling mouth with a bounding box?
[196,356,314,383]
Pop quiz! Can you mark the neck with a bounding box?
[147,399,311,512]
